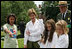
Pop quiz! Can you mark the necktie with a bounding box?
[63,13,64,20]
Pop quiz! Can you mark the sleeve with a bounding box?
[14,25,17,35]
[55,35,69,48]
[51,32,58,48]
[24,23,29,45]
[3,24,7,30]
[39,19,45,34]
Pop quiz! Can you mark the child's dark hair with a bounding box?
[43,19,56,44]
[7,13,16,24]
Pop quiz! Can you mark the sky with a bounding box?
[33,1,43,7]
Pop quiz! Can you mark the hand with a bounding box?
[13,32,16,35]
[40,38,44,44]
[9,32,14,37]
[13,30,16,35]
[24,45,27,48]
[26,30,30,36]
[4,29,13,37]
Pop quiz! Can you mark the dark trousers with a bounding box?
[27,41,40,48]
[20,30,24,37]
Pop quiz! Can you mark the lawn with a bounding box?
[1,30,24,48]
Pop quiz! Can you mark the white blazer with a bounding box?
[24,19,44,45]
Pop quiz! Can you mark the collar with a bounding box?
[62,9,68,15]
[31,18,38,25]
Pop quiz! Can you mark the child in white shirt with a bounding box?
[3,14,18,48]
[39,19,58,48]
[55,20,69,48]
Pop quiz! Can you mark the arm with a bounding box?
[24,24,29,46]
[13,25,17,35]
[30,28,43,37]
[3,24,13,37]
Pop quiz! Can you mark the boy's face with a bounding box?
[56,25,64,35]
[9,16,15,25]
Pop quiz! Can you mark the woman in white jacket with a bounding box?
[24,8,44,48]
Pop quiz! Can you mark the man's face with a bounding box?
[59,6,67,13]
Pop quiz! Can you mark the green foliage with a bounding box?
[1,1,37,26]
[45,7,59,22]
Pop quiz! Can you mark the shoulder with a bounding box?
[59,34,68,41]
[62,34,68,39]
[67,10,71,13]
[3,23,8,27]
[13,24,17,28]
[53,32,57,36]
[60,34,69,44]
[38,19,44,24]
[26,21,31,26]
[66,10,71,16]
[57,13,61,16]
[3,23,9,30]
[61,34,68,37]
[38,19,43,22]
[53,32,58,39]
[3,24,7,26]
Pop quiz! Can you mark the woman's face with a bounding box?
[9,16,15,25]
[29,13,35,21]
[46,23,52,31]
[56,25,64,35]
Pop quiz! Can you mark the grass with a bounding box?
[18,38,24,48]
[1,40,4,48]
[1,30,24,48]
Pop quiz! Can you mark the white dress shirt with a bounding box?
[24,19,44,45]
[55,34,69,48]
[45,32,58,48]
[39,32,58,48]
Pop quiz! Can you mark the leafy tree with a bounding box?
[1,1,38,26]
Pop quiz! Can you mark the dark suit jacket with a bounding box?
[57,10,71,24]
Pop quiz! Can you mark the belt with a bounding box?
[28,40,40,43]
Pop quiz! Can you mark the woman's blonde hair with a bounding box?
[56,20,69,34]
[28,8,37,16]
